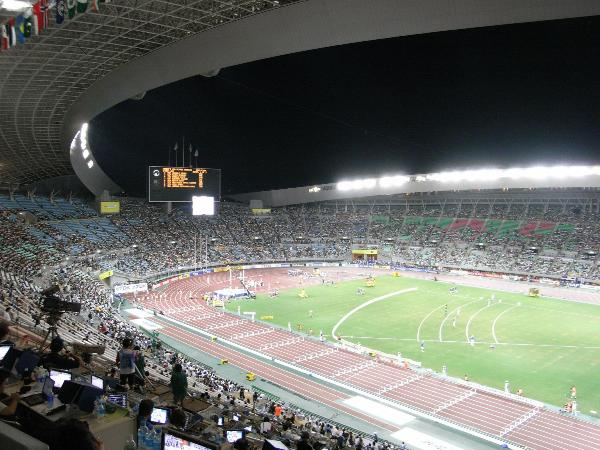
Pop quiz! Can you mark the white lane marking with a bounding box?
[331,288,417,340]
[492,304,520,344]
[417,303,446,343]
[438,298,483,342]
[465,303,492,343]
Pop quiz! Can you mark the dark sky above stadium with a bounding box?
[90,16,600,196]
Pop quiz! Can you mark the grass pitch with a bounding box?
[226,275,600,413]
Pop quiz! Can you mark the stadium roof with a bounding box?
[231,165,600,207]
[2,0,600,193]
[0,0,298,185]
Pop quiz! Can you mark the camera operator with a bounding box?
[39,337,82,370]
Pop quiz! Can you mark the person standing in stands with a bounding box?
[133,345,146,389]
[259,416,272,434]
[170,363,188,407]
[116,338,136,388]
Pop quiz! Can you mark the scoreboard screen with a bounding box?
[148,166,221,202]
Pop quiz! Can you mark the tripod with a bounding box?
[38,313,62,352]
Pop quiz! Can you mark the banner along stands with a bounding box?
[114,282,148,294]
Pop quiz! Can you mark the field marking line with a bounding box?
[343,336,600,349]
[417,303,447,343]
[331,287,417,340]
[438,298,483,342]
[492,304,520,344]
[465,303,492,342]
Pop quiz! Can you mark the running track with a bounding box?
[130,268,600,450]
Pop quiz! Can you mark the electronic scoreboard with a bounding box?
[148,166,221,203]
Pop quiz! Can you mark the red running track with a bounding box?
[132,268,600,450]
[153,318,399,432]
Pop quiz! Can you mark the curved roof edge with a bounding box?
[63,0,600,195]
[230,166,600,206]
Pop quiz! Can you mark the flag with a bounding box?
[174,142,178,151]
[0,25,8,50]
[32,2,43,33]
[90,0,99,12]
[7,18,16,48]
[15,15,25,44]
[56,0,66,24]
[24,11,33,38]
[67,0,76,19]
[77,0,88,13]
[194,149,199,157]
[40,0,50,30]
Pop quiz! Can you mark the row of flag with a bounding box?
[0,0,107,51]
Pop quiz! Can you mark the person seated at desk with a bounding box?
[137,398,155,430]
[0,368,19,419]
[297,431,314,450]
[39,337,81,370]
[0,320,19,370]
[33,417,103,450]
[233,435,249,450]
[169,408,187,429]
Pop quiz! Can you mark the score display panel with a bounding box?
[148,166,221,202]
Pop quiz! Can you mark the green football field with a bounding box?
[226,275,600,413]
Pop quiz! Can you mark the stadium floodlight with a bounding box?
[81,123,88,141]
[192,195,215,216]
[336,164,600,191]
[1,0,31,11]
[379,175,409,188]
[337,178,377,191]
[426,165,600,183]
[87,160,94,168]
[70,131,81,152]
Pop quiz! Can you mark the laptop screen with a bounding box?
[91,375,104,390]
[0,345,11,361]
[150,406,169,424]
[50,369,72,388]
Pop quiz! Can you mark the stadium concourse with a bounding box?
[124,267,600,450]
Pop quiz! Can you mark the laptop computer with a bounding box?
[21,378,55,407]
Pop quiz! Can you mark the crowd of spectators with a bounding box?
[0,193,599,282]
[2,192,598,449]
[0,270,403,450]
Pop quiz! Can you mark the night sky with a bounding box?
[90,16,600,197]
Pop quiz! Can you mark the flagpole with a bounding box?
[168,146,171,166]
[175,143,178,167]
[182,136,185,167]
